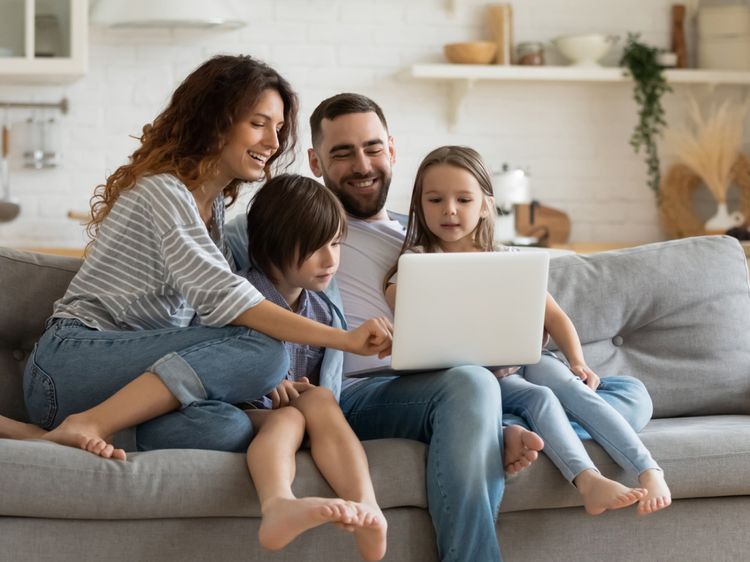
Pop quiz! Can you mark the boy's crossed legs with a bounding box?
[246,386,387,562]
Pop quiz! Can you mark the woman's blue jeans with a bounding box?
[500,353,658,482]
[23,319,288,452]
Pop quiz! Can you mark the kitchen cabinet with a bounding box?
[0,0,88,83]
[410,63,750,129]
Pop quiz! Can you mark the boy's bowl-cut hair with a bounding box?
[246,174,347,282]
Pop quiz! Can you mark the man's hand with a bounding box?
[569,364,600,391]
[268,377,314,409]
[344,317,393,358]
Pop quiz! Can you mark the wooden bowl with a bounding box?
[443,41,497,64]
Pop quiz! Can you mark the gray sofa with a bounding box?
[1,235,749,562]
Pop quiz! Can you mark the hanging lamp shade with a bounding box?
[90,0,246,29]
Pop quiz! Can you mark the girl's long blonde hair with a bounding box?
[86,54,299,245]
[384,145,496,289]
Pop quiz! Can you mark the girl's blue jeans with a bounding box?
[23,318,288,452]
[500,353,659,482]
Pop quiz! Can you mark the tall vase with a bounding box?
[704,201,745,232]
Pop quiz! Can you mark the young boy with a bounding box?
[241,174,387,562]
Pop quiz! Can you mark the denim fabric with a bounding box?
[23,318,288,452]
[501,354,659,481]
[501,373,653,440]
[339,366,504,562]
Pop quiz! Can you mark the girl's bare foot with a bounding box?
[352,503,388,561]
[638,469,671,515]
[0,415,46,440]
[41,414,126,460]
[504,425,544,475]
[575,469,646,515]
[258,496,358,551]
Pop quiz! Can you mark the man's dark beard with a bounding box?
[328,174,391,219]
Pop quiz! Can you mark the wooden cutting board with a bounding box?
[514,203,571,244]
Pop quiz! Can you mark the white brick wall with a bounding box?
[0,0,747,248]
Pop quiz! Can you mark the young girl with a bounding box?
[0,55,391,460]
[242,174,386,561]
[384,145,671,516]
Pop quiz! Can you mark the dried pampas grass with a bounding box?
[665,96,749,203]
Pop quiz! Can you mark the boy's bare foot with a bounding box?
[0,415,46,440]
[41,414,126,460]
[504,425,544,475]
[351,502,388,561]
[258,496,358,551]
[638,469,671,515]
[575,469,646,515]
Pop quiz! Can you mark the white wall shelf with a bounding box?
[410,63,750,128]
[0,0,88,84]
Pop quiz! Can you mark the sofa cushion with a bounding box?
[0,438,427,519]
[0,249,81,422]
[502,415,750,512]
[547,236,750,418]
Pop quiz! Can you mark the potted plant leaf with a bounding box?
[620,33,672,202]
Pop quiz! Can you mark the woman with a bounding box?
[0,55,391,460]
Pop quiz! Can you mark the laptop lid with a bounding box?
[389,251,549,371]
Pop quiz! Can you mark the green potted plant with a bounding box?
[620,33,672,201]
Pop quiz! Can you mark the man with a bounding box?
[229,93,653,561]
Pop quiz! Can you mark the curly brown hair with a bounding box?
[86,54,299,243]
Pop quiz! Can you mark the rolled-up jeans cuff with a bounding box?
[149,352,207,406]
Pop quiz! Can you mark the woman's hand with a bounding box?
[569,364,600,390]
[268,377,314,409]
[344,317,393,358]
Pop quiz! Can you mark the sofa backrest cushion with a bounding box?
[547,236,750,418]
[0,248,81,421]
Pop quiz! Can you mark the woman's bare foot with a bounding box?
[575,469,646,515]
[0,415,46,440]
[504,425,544,475]
[351,503,388,561]
[638,469,671,515]
[258,496,358,551]
[41,414,126,460]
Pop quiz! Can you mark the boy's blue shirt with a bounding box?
[228,215,347,401]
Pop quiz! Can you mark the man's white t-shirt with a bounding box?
[337,217,405,374]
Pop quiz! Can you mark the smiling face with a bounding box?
[420,163,492,252]
[308,111,395,221]
[216,88,285,186]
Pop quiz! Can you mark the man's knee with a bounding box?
[439,365,501,417]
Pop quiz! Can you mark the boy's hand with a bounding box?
[269,377,314,409]
[570,364,600,390]
[345,317,393,358]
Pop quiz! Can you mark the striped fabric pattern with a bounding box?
[52,174,263,331]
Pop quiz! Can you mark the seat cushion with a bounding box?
[0,438,427,519]
[501,415,750,512]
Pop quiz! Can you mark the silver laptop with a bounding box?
[347,251,550,377]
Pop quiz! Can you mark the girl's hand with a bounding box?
[268,377,314,409]
[345,317,393,358]
[570,364,600,391]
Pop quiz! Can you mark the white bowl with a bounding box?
[553,33,615,66]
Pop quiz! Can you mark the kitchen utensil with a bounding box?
[23,115,61,169]
[553,33,617,66]
[672,4,688,68]
[515,203,571,245]
[443,42,497,64]
[492,164,541,246]
[0,112,21,223]
[486,3,513,65]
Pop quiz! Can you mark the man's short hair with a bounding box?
[309,93,389,148]
[246,174,346,283]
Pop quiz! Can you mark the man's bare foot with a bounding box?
[504,425,544,475]
[41,414,126,460]
[258,496,358,551]
[351,503,387,561]
[575,469,646,515]
[0,415,46,440]
[638,469,671,515]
